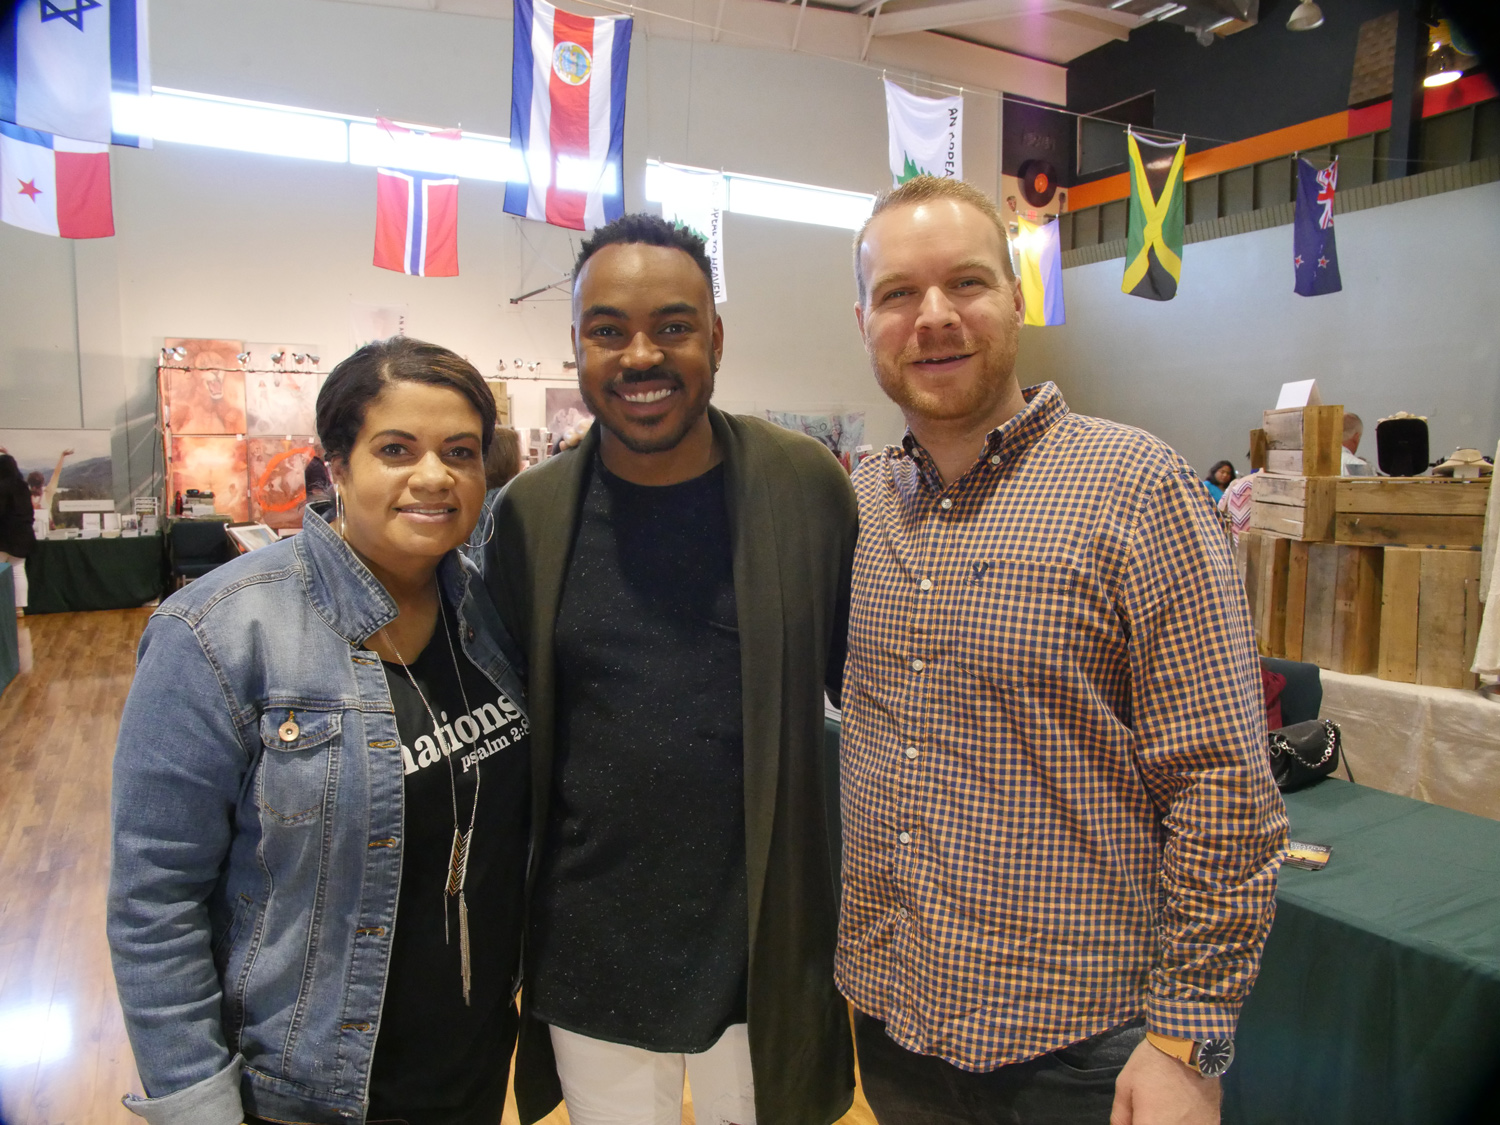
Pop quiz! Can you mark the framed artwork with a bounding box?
[545,387,592,440]
[161,365,248,436]
[245,368,322,437]
[167,435,249,522]
[0,428,113,526]
[247,437,317,531]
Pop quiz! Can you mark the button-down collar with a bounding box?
[891,382,1069,495]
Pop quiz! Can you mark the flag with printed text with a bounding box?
[657,165,727,304]
[884,80,961,186]
[504,0,632,232]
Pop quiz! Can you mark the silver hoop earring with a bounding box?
[334,483,345,533]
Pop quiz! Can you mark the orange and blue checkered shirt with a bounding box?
[835,382,1287,1071]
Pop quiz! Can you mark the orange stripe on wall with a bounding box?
[1064,72,1498,213]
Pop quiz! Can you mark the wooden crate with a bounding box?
[1250,475,1335,541]
[1300,542,1383,674]
[1238,530,1292,657]
[1262,404,1344,477]
[1334,477,1489,547]
[1378,547,1483,689]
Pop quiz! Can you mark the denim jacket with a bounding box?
[107,509,527,1125]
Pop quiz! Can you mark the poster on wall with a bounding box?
[0,428,114,525]
[160,337,248,435]
[545,387,593,442]
[167,435,249,522]
[243,342,325,437]
[764,411,866,470]
[248,437,317,531]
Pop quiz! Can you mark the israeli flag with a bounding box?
[0,0,151,147]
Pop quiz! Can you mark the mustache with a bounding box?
[610,366,684,389]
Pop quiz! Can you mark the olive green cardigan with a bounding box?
[484,407,858,1125]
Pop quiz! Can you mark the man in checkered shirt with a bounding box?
[837,175,1288,1125]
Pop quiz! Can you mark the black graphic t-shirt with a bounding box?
[369,597,530,1125]
[531,458,747,1052]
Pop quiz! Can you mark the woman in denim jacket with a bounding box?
[108,338,530,1125]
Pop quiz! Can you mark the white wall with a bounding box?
[1015,180,1500,477]
[0,0,1022,502]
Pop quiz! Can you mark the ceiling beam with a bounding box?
[1043,8,1129,39]
[872,0,1078,37]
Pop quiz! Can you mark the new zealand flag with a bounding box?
[1294,157,1342,297]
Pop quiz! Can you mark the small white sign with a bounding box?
[1275,379,1322,409]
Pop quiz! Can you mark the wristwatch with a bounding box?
[1145,1030,1235,1078]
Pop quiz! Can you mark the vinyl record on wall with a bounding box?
[1017,159,1059,208]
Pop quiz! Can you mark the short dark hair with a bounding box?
[574,213,714,296]
[484,427,523,490]
[316,336,496,464]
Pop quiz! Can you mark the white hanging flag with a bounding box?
[657,164,727,304]
[1,0,152,147]
[884,79,961,186]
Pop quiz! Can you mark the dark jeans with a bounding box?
[854,1012,1146,1125]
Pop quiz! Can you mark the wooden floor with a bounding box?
[0,609,875,1125]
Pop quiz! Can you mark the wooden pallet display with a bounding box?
[1300,542,1383,674]
[1249,475,1335,541]
[1262,404,1344,478]
[1334,477,1490,548]
[1378,547,1484,689]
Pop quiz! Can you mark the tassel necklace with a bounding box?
[381,588,480,1005]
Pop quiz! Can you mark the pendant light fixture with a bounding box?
[1286,0,1324,31]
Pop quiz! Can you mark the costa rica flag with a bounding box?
[0,120,113,237]
[374,167,459,277]
[504,0,632,231]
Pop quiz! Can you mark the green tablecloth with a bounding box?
[24,535,166,615]
[0,563,17,695]
[1224,779,1500,1125]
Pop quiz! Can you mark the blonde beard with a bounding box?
[870,336,1019,426]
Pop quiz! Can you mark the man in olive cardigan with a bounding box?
[484,215,856,1125]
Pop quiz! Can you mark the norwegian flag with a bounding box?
[504,0,632,231]
[374,168,459,277]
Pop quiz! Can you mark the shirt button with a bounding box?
[918,578,933,591]
[989,455,1001,465]
[910,658,925,672]
[898,831,912,845]
[904,746,919,760]
[939,497,953,510]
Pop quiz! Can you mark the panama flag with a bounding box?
[374,168,459,276]
[1014,217,1064,326]
[885,79,961,186]
[504,0,632,232]
[1,0,152,147]
[0,121,113,237]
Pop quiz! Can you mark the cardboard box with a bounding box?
[1300,542,1383,674]
[1378,547,1483,689]
[1250,475,1335,541]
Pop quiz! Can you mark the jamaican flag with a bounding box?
[1122,132,1185,301]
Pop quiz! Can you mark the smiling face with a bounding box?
[329,380,487,579]
[572,242,722,459]
[855,198,1025,431]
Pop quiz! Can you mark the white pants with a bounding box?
[550,1023,756,1125]
[0,552,25,612]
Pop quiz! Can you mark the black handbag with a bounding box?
[1268,719,1344,792]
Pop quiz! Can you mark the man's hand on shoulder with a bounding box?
[1110,1037,1220,1125]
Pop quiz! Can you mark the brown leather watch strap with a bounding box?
[1145,1030,1197,1069]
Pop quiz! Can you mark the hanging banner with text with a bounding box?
[657,165,727,304]
[884,79,962,186]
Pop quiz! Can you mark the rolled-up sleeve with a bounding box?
[107,612,250,1125]
[1122,465,1289,1040]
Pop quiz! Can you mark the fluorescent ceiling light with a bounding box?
[728,175,875,230]
[137,89,349,162]
[348,121,512,181]
[556,155,620,195]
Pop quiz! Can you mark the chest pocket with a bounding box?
[257,708,342,827]
[950,557,1089,684]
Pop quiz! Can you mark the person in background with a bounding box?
[840,175,1286,1125]
[0,454,36,613]
[485,214,856,1125]
[302,449,332,505]
[1203,460,1236,504]
[28,447,72,528]
[1341,413,1373,476]
[108,337,531,1125]
[467,427,524,555]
